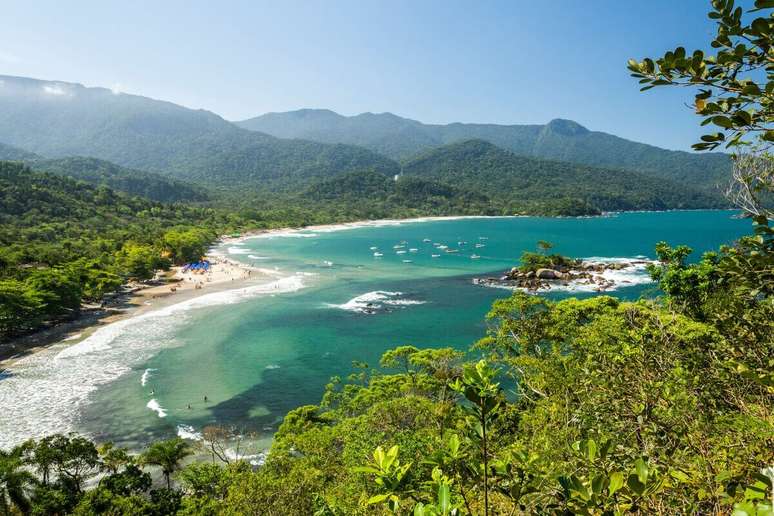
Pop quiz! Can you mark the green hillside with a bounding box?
[238,109,731,190]
[0,160,240,340]
[401,139,727,213]
[298,170,496,219]
[26,156,210,202]
[0,76,398,191]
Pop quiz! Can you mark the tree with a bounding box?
[536,240,553,254]
[0,446,35,516]
[116,242,168,280]
[449,360,503,516]
[141,438,193,489]
[46,434,100,494]
[23,268,82,319]
[0,279,44,339]
[163,229,212,264]
[628,0,774,151]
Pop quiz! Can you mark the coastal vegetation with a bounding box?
[0,161,226,340]
[1,218,771,514]
[1,1,773,515]
[516,241,579,273]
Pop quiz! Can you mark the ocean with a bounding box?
[0,211,750,452]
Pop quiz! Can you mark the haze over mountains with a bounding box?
[0,75,397,191]
[0,74,731,215]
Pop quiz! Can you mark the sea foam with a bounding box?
[146,399,167,418]
[0,274,308,450]
[140,368,156,387]
[328,291,426,314]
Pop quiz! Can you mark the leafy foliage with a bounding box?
[628,0,774,151]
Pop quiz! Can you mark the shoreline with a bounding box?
[218,209,741,246]
[0,255,269,369]
[1,209,740,368]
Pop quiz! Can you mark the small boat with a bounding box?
[402,259,413,263]
[433,242,441,247]
[393,244,405,249]
[369,246,378,250]
[431,254,441,258]
[479,236,488,240]
[438,245,448,250]
[423,238,431,243]
[470,254,480,259]
[396,250,407,254]
[409,248,418,252]
[475,243,485,248]
[373,252,383,257]
[445,249,459,254]
[322,260,333,267]
[458,241,467,246]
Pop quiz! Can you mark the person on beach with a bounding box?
[204,395,208,402]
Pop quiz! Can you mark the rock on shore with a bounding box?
[473,258,654,292]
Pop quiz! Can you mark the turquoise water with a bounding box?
[0,212,751,451]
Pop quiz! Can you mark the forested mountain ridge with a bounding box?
[400,139,727,213]
[23,156,210,202]
[0,75,729,214]
[0,75,398,191]
[237,109,731,189]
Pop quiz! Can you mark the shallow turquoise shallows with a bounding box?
[58,212,749,449]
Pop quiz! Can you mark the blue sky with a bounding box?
[2,1,725,150]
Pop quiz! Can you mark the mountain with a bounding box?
[237,110,731,190]
[400,140,727,213]
[0,76,398,191]
[25,156,209,202]
[299,170,495,218]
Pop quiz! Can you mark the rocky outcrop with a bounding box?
[473,259,653,292]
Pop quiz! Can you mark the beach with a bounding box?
[0,254,269,368]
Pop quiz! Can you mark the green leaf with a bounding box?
[628,474,646,496]
[634,458,649,484]
[438,483,451,515]
[592,474,606,495]
[586,439,597,462]
[712,115,734,129]
[367,493,390,505]
[609,471,625,495]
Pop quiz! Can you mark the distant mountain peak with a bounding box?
[545,118,589,136]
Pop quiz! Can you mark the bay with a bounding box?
[0,211,750,451]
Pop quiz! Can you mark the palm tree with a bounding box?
[0,447,36,516]
[141,438,193,489]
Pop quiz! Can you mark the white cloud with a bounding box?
[42,84,69,96]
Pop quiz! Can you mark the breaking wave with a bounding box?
[327,290,426,314]
[0,274,309,450]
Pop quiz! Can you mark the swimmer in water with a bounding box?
[187,404,191,410]
[204,395,208,402]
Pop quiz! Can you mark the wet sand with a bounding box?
[0,255,266,368]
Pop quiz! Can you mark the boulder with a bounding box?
[536,268,559,279]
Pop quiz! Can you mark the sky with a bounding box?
[1,1,726,150]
